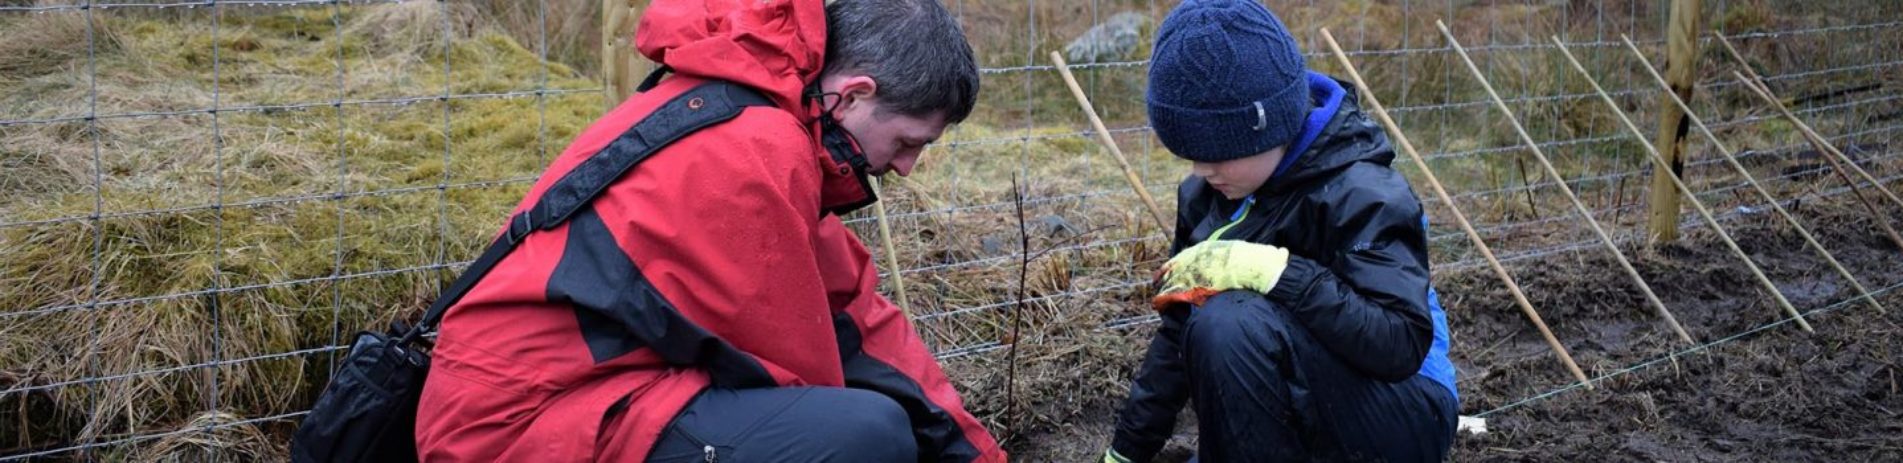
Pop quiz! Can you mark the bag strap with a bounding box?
[398,76,773,344]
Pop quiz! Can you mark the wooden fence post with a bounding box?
[602,0,639,108]
[1644,0,1703,242]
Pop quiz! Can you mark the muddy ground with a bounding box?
[976,200,1903,462]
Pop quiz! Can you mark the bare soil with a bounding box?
[989,200,1903,462]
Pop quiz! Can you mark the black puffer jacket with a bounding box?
[1110,75,1453,460]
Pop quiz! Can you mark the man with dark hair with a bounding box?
[413,0,1003,461]
[823,0,981,126]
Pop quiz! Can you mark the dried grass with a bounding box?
[0,13,119,81]
[1,4,596,457]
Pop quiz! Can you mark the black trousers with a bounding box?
[1185,291,1457,462]
[646,387,919,462]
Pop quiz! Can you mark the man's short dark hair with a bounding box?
[823,0,980,124]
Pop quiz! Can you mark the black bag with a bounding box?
[291,328,430,463]
[291,74,770,463]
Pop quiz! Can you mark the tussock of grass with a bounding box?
[342,1,486,58]
[0,4,596,456]
[130,412,277,462]
[0,12,120,81]
[471,0,603,76]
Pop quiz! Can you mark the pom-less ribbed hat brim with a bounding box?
[1150,73,1309,162]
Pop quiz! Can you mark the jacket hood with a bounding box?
[1261,74,1396,195]
[636,0,827,112]
[637,0,878,215]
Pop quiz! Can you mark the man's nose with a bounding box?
[891,150,919,177]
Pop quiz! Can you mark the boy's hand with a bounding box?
[1151,240,1291,311]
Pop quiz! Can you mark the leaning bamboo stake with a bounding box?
[1619,36,1886,314]
[1716,33,1903,215]
[1727,72,1903,251]
[1049,51,1171,233]
[1436,21,1694,344]
[1320,28,1592,388]
[868,177,911,316]
[1554,38,1813,332]
[1735,72,1903,253]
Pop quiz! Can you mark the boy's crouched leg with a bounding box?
[1182,290,1309,462]
[646,386,918,462]
[1182,290,1456,462]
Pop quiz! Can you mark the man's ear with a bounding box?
[834,75,879,113]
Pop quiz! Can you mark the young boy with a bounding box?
[1103,0,1457,461]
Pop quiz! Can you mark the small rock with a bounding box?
[1064,12,1149,64]
[981,235,1008,255]
[1038,214,1080,237]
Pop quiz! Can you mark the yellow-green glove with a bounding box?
[1151,239,1291,311]
[1102,448,1133,463]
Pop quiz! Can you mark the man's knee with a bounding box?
[796,388,917,459]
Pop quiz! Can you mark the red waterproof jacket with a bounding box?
[413,0,1005,461]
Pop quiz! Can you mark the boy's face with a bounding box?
[1192,145,1287,200]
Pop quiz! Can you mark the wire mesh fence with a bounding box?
[1,0,1899,459]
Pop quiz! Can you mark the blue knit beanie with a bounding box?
[1147,0,1310,162]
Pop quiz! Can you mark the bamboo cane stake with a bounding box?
[1553,38,1813,332]
[1728,73,1903,253]
[1436,20,1694,344]
[1735,70,1903,255]
[1717,33,1903,217]
[1620,35,1885,315]
[1049,51,1172,233]
[1320,28,1592,388]
[868,177,911,317]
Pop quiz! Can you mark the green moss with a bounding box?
[1758,118,1797,142]
[235,6,344,40]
